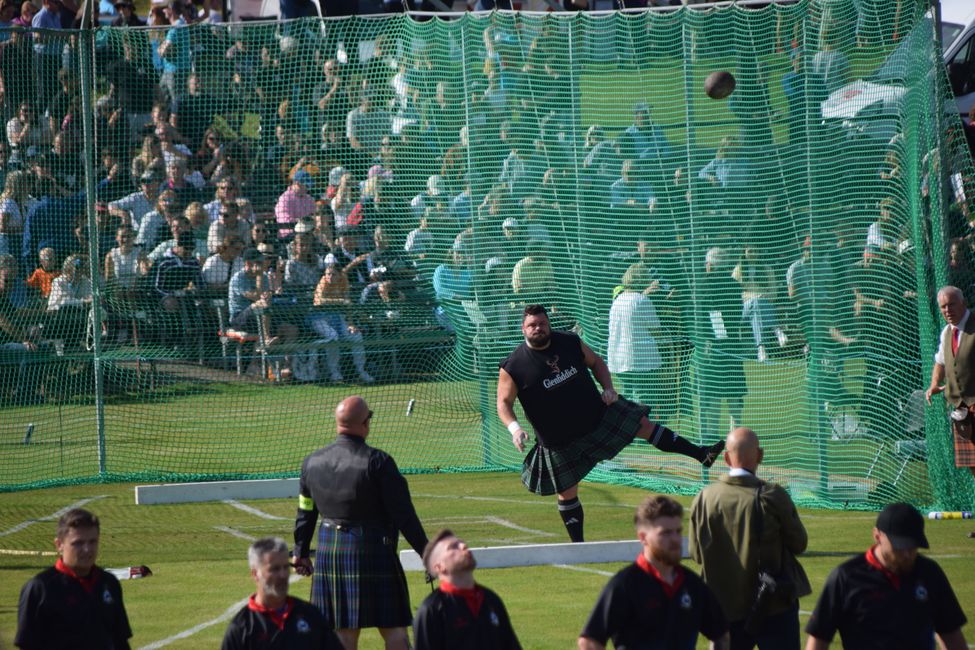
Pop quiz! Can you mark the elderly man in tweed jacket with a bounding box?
[689,427,810,650]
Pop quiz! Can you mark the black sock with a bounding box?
[648,424,708,462]
[558,497,584,543]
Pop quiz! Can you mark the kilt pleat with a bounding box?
[521,397,649,496]
[311,522,412,629]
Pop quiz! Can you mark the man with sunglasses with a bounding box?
[293,395,428,650]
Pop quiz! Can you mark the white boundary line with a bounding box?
[137,575,302,650]
[553,564,614,577]
[222,500,289,521]
[213,526,258,542]
[0,496,107,537]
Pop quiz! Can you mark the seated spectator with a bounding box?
[185,201,209,243]
[432,248,472,302]
[163,157,205,205]
[148,214,206,265]
[204,177,241,223]
[404,213,433,261]
[698,137,751,192]
[201,234,244,294]
[283,226,323,292]
[308,262,373,383]
[46,254,93,348]
[0,170,36,255]
[104,225,148,299]
[207,202,250,255]
[156,123,191,166]
[511,245,555,307]
[521,197,553,249]
[6,103,53,163]
[130,135,165,188]
[610,159,656,214]
[410,174,444,222]
[228,247,299,377]
[26,247,59,300]
[324,165,345,200]
[618,102,672,162]
[136,189,180,252]
[275,170,316,239]
[0,253,40,403]
[111,170,162,233]
[110,0,145,26]
[330,170,359,232]
[153,231,202,346]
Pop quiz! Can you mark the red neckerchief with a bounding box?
[439,580,484,618]
[865,546,901,590]
[54,558,99,594]
[247,595,295,631]
[635,553,685,599]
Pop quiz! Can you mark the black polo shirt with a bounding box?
[805,547,967,650]
[413,582,521,650]
[15,562,132,650]
[221,596,342,650]
[580,555,727,650]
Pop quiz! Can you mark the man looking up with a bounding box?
[414,529,521,650]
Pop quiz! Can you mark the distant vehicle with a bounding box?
[820,0,975,141]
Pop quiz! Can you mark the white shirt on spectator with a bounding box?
[110,191,156,230]
[201,254,243,287]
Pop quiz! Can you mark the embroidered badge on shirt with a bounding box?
[103,589,113,605]
[490,610,500,626]
[296,618,310,633]
[679,592,692,610]
[915,584,928,603]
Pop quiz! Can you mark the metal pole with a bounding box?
[78,0,107,475]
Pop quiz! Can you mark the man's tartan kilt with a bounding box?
[521,397,649,496]
[954,428,975,467]
[311,521,412,629]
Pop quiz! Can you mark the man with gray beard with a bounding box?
[497,304,725,543]
[221,537,341,650]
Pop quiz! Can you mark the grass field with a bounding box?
[1,472,973,649]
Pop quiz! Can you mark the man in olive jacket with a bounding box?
[689,427,810,650]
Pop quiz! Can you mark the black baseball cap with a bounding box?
[876,502,928,549]
[242,248,262,263]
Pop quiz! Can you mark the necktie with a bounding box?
[952,327,961,356]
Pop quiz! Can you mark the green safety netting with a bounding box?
[1,0,973,511]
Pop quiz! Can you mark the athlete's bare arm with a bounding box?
[581,341,617,405]
[497,368,528,451]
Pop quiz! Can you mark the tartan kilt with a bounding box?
[311,521,412,629]
[521,397,649,496]
[954,429,975,467]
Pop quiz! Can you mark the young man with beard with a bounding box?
[15,509,133,650]
[804,503,967,650]
[221,537,341,650]
[497,304,725,542]
[414,530,521,650]
[578,496,729,650]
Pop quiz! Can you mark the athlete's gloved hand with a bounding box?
[601,389,619,405]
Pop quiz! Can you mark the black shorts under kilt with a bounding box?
[521,397,649,496]
[311,521,412,629]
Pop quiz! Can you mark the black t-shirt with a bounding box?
[413,585,521,650]
[500,331,605,448]
[580,558,728,650]
[221,597,342,650]
[805,549,968,649]
[15,565,133,650]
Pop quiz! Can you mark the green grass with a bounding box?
[1,473,972,649]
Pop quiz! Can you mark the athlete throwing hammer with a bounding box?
[497,305,724,542]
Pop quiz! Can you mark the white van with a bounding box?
[820,0,975,140]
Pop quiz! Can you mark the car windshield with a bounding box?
[942,21,963,54]
[869,17,936,84]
